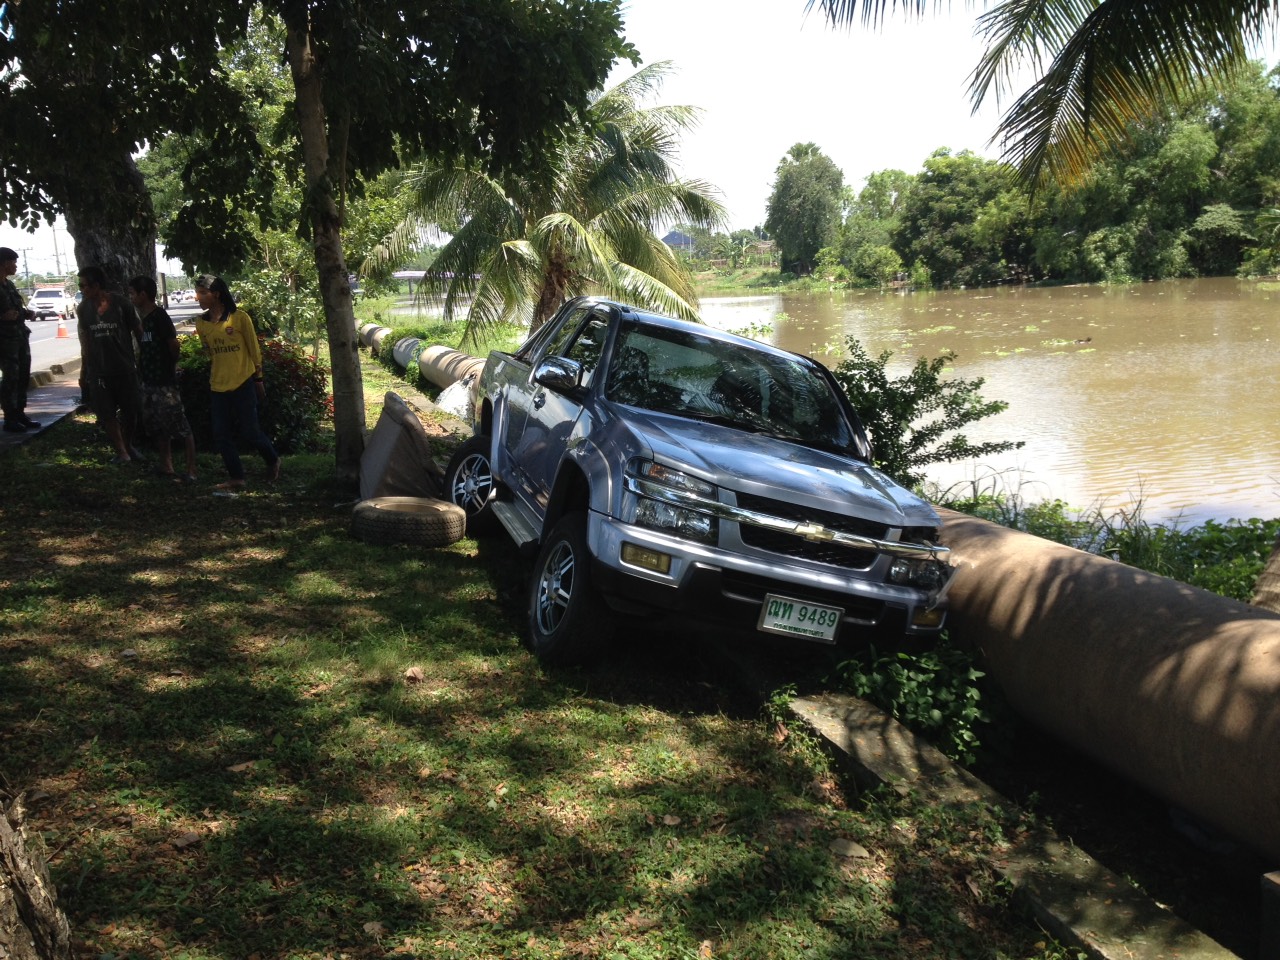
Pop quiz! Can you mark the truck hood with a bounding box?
[612,408,940,530]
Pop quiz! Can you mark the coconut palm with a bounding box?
[807,1,1279,187]
[363,61,726,347]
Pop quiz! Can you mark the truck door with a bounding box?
[516,313,609,510]
[501,306,591,501]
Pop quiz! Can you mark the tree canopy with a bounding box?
[3,0,636,477]
[362,60,725,346]
[764,143,844,275]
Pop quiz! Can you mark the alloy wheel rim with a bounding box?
[535,540,574,634]
[452,453,493,514]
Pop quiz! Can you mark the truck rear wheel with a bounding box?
[442,435,497,535]
[527,512,612,666]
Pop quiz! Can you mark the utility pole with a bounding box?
[15,247,31,283]
[51,223,62,275]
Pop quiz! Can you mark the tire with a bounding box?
[442,434,498,535]
[527,512,613,666]
[351,496,466,548]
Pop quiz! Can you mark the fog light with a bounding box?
[912,607,946,629]
[621,542,672,574]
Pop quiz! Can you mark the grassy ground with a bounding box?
[0,359,1082,960]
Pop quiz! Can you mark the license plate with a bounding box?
[757,594,843,644]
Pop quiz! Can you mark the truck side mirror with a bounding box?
[533,356,583,393]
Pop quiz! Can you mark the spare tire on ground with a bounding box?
[351,496,466,548]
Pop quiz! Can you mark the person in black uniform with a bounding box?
[0,246,40,434]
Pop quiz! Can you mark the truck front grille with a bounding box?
[733,492,887,570]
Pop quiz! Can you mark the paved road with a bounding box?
[28,300,203,374]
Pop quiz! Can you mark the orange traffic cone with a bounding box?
[57,315,69,338]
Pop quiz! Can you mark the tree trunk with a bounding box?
[0,797,71,960]
[62,150,157,289]
[1251,533,1280,613]
[284,17,365,482]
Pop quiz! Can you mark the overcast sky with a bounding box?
[8,2,1279,275]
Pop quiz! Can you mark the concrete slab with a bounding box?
[791,692,1240,960]
[1,366,85,451]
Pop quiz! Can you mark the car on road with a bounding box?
[27,288,73,322]
[444,296,954,665]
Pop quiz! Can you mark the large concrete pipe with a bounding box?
[939,508,1280,863]
[418,345,485,389]
[358,322,383,348]
[392,337,421,370]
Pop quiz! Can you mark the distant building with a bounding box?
[661,230,696,252]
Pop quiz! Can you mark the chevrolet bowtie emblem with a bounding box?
[795,522,834,542]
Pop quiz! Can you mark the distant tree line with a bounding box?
[755,61,1280,288]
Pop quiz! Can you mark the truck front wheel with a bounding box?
[527,512,612,666]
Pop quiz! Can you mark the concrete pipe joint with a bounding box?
[938,508,1280,863]
[358,322,382,347]
[418,345,485,389]
[392,337,423,369]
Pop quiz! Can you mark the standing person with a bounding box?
[129,276,198,483]
[192,274,279,490]
[77,265,143,463]
[0,246,39,434]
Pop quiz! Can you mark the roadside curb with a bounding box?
[789,693,1239,960]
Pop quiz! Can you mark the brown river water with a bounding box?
[699,277,1280,526]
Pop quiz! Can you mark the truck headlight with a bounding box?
[634,498,717,543]
[889,557,951,591]
[628,460,718,545]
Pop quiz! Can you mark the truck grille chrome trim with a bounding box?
[625,475,951,562]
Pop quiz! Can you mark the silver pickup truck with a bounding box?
[445,296,953,665]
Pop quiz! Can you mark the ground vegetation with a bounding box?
[0,350,1091,960]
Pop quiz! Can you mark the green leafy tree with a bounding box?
[4,1,634,479]
[842,169,915,283]
[764,143,844,275]
[362,61,725,345]
[1,3,262,282]
[893,149,1030,287]
[829,339,1024,487]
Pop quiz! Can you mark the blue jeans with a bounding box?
[210,378,278,481]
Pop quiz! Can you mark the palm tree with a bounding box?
[807,1,1279,187]
[363,61,726,347]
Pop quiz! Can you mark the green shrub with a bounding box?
[178,335,332,453]
[837,638,994,766]
[830,339,1024,487]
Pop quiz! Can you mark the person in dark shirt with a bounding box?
[0,246,39,433]
[129,276,197,482]
[77,265,143,464]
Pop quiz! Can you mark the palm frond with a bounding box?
[805,0,947,29]
[607,261,700,321]
[991,0,1276,185]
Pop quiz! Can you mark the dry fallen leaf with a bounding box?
[172,831,202,850]
[828,838,871,859]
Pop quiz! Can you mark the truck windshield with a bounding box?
[605,323,866,457]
